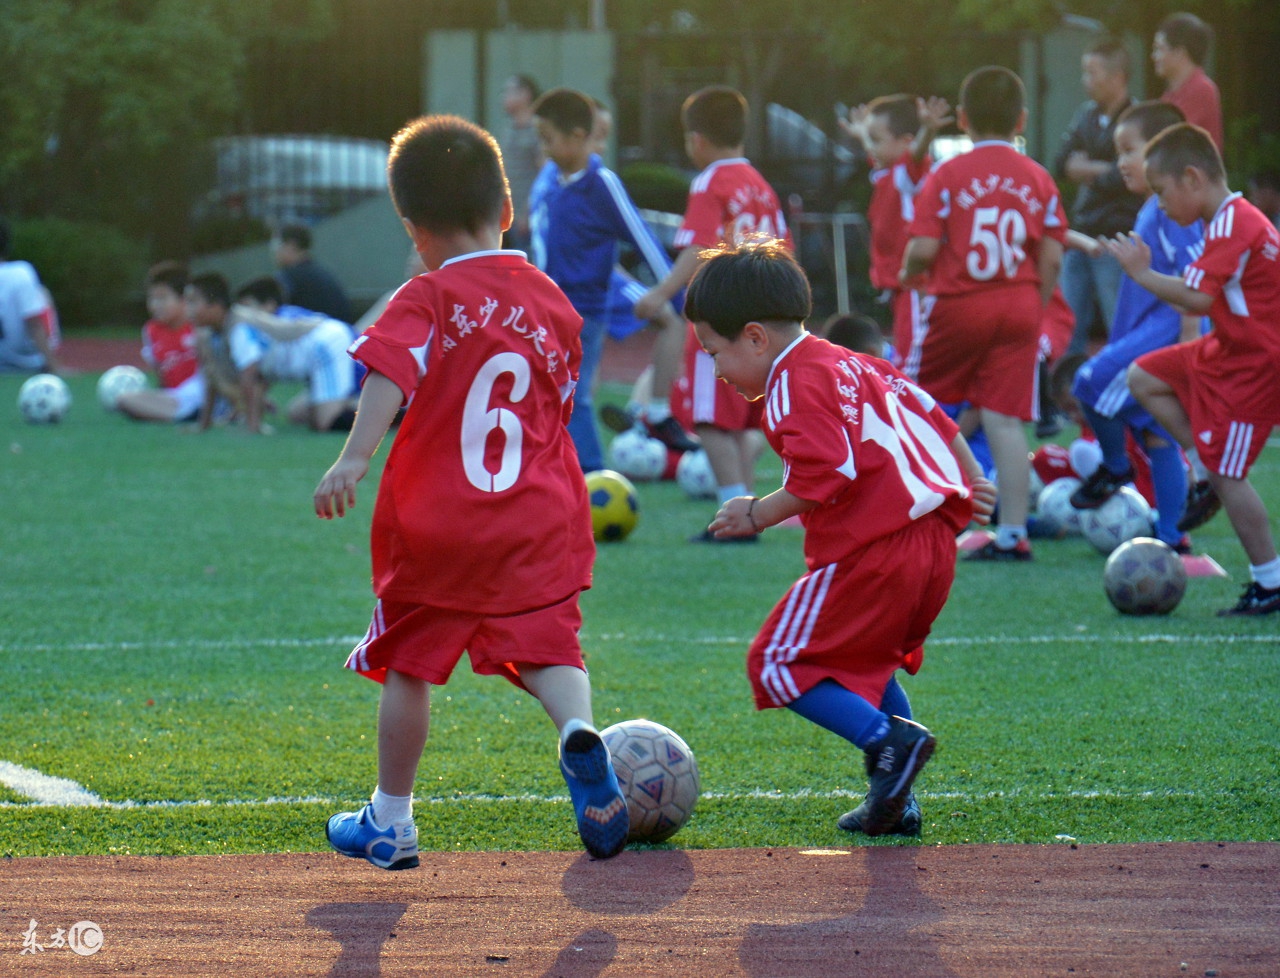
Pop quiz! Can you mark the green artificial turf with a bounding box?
[1,371,1277,856]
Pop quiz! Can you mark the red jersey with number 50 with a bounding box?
[673,159,792,250]
[348,251,594,614]
[1181,193,1280,422]
[762,334,973,568]
[908,141,1067,297]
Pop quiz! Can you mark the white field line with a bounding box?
[0,760,1202,811]
[2,632,1280,656]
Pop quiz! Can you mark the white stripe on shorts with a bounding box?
[347,600,386,673]
[759,564,835,706]
[1220,421,1254,479]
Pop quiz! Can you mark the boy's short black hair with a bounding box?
[682,86,748,149]
[509,74,540,101]
[387,114,509,234]
[1158,12,1214,66]
[867,94,919,139]
[1116,100,1185,143]
[1085,36,1131,79]
[683,239,811,340]
[278,223,312,250]
[820,313,886,357]
[532,88,594,137]
[1144,123,1225,183]
[959,66,1025,138]
[146,260,188,295]
[236,276,284,306]
[188,272,231,308]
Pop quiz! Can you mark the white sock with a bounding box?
[1250,558,1280,590]
[646,399,671,423]
[1186,449,1209,482]
[995,524,1027,549]
[371,787,412,824]
[718,482,747,505]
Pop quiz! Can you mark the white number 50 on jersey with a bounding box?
[462,352,530,492]
[966,205,1027,281]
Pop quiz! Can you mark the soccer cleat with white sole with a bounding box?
[326,803,419,870]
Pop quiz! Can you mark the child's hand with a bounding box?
[1103,231,1152,277]
[708,495,759,539]
[917,96,954,132]
[968,477,997,526]
[837,103,870,141]
[632,287,667,323]
[314,456,368,519]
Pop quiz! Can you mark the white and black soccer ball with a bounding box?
[601,719,700,843]
[1103,537,1187,614]
[18,373,71,424]
[606,428,667,482]
[1079,486,1153,555]
[675,448,717,499]
[1037,477,1084,536]
[97,364,147,410]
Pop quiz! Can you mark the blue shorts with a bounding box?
[1072,322,1180,436]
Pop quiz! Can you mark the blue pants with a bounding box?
[567,314,607,471]
[1062,248,1124,355]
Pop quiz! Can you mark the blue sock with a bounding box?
[1080,404,1129,474]
[879,675,911,720]
[1147,442,1188,545]
[787,680,889,749]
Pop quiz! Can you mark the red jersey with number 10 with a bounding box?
[908,141,1067,297]
[673,159,792,250]
[348,251,594,614]
[762,333,973,568]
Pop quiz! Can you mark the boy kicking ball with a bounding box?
[687,240,994,835]
[313,114,627,868]
[1112,123,1280,616]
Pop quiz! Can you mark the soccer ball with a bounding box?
[600,719,700,843]
[1037,477,1084,536]
[1028,464,1046,511]
[97,364,147,410]
[585,469,639,542]
[1103,537,1187,615]
[675,449,717,499]
[606,428,667,482]
[18,373,71,424]
[1079,486,1153,555]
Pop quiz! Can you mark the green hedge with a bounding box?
[11,218,148,329]
[620,162,691,215]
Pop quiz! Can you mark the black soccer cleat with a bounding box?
[1069,464,1134,510]
[648,415,701,453]
[838,791,922,837]
[1217,581,1280,617]
[1177,479,1221,533]
[858,717,936,837]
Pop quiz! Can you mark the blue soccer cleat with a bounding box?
[559,721,629,859]
[326,803,420,870]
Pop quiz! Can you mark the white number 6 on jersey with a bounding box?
[462,351,530,493]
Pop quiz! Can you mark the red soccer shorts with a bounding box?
[345,591,586,689]
[682,326,763,431]
[747,515,957,710]
[907,287,1041,419]
[1135,342,1273,479]
[889,288,924,362]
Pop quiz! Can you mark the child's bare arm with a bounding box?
[710,488,818,538]
[314,372,402,519]
[230,304,323,342]
[1104,232,1213,314]
[1179,313,1204,343]
[950,432,996,525]
[901,236,940,286]
[1065,228,1103,257]
[634,246,702,321]
[1037,237,1064,307]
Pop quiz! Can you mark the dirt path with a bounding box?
[4,842,1276,976]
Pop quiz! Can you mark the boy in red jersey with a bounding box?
[635,86,792,540]
[687,240,995,837]
[313,115,628,867]
[903,66,1067,561]
[118,261,206,423]
[840,93,952,361]
[1113,124,1280,616]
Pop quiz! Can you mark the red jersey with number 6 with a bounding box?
[908,140,1067,297]
[762,333,974,568]
[673,158,792,250]
[348,250,594,614]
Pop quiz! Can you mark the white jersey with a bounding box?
[0,260,51,371]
